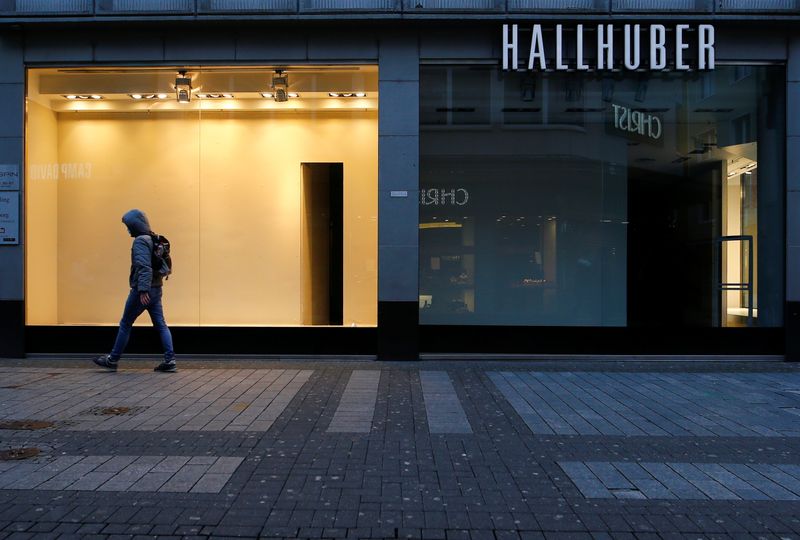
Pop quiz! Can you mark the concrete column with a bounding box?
[0,29,25,358]
[787,37,800,360]
[377,33,420,360]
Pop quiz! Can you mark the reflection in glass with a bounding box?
[419,66,784,328]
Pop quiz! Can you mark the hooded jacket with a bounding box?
[121,209,163,291]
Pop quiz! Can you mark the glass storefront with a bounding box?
[25,66,378,328]
[419,65,784,328]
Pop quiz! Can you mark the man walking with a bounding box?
[93,209,176,372]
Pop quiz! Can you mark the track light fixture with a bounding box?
[271,71,289,103]
[175,71,192,104]
[130,94,169,100]
[328,92,367,98]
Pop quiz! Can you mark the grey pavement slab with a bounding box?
[0,454,242,494]
[0,368,313,433]
[489,370,800,437]
[420,371,472,434]
[327,370,380,433]
[560,461,800,501]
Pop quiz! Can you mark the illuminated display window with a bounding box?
[25,66,378,327]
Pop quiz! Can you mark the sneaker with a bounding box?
[93,354,118,371]
[154,360,177,373]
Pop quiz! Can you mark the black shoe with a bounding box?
[154,360,177,373]
[93,354,118,371]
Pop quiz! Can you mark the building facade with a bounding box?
[0,0,798,360]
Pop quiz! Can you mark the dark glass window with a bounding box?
[419,66,785,328]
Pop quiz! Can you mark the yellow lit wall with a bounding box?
[25,100,59,325]
[27,110,377,326]
[54,112,202,326]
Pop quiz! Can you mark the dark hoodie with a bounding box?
[122,209,162,291]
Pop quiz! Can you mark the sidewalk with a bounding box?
[1,359,800,539]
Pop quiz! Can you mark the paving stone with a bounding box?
[327,370,380,433]
[158,464,210,492]
[420,371,472,434]
[190,473,232,493]
[127,471,174,492]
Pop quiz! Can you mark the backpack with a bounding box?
[148,233,172,280]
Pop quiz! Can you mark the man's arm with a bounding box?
[133,236,153,304]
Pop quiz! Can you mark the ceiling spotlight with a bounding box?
[261,92,274,99]
[175,71,192,104]
[90,95,102,100]
[271,71,289,103]
[129,93,171,101]
[196,93,234,99]
[64,94,102,100]
[287,92,299,98]
[329,92,366,98]
[66,95,77,100]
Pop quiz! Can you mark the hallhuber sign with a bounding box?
[502,24,715,72]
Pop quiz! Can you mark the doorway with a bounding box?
[302,163,344,326]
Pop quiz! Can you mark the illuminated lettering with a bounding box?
[528,24,546,71]
[502,24,518,71]
[612,104,663,141]
[502,23,715,72]
[419,188,471,206]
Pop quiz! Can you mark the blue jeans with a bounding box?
[110,286,174,361]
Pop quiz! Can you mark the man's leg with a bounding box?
[110,288,147,360]
[146,287,176,371]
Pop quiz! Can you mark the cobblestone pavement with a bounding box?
[1,359,800,539]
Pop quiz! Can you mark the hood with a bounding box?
[121,209,151,237]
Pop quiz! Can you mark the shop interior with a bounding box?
[419,66,783,328]
[25,66,378,327]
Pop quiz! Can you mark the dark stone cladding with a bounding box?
[0,300,23,358]
[787,301,800,362]
[378,300,418,361]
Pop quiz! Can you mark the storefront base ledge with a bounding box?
[420,353,783,362]
[25,326,377,356]
[25,353,377,362]
[420,326,785,356]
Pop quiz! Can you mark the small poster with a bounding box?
[0,165,19,191]
[0,191,19,245]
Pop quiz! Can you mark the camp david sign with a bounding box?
[502,24,715,72]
